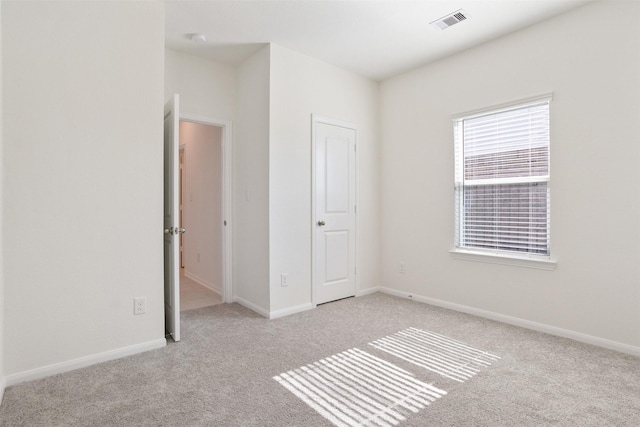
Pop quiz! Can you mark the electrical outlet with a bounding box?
[400,262,406,274]
[134,297,146,315]
[281,273,289,287]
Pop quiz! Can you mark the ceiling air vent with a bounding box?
[430,9,469,30]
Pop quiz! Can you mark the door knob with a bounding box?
[317,220,326,227]
[164,227,186,235]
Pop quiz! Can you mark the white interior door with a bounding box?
[164,94,181,342]
[313,118,357,305]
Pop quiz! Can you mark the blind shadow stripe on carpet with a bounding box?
[274,347,447,427]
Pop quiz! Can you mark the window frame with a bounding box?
[450,94,556,270]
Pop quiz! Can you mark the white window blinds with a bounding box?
[454,98,550,256]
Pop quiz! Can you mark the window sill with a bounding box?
[449,249,557,271]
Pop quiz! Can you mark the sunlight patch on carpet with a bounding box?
[369,327,500,383]
[273,348,446,427]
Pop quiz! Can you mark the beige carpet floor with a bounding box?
[1,293,639,426]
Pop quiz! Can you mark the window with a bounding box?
[454,96,551,259]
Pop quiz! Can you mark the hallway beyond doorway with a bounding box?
[180,269,222,311]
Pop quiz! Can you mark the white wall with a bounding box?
[165,49,236,120]
[180,121,223,294]
[165,44,380,318]
[380,1,640,350]
[234,46,271,312]
[2,1,166,379]
[269,44,380,314]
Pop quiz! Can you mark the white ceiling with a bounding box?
[165,0,592,81]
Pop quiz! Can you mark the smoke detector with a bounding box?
[430,9,469,30]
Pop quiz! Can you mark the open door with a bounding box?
[164,94,182,341]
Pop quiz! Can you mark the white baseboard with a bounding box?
[269,303,314,319]
[233,297,313,320]
[184,270,221,296]
[235,286,377,319]
[356,286,381,297]
[0,375,6,405]
[234,296,270,318]
[378,286,640,357]
[5,338,166,387]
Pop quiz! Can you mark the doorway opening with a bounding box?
[178,119,226,311]
[164,101,233,341]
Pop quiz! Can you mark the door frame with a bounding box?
[311,114,357,306]
[180,113,234,303]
